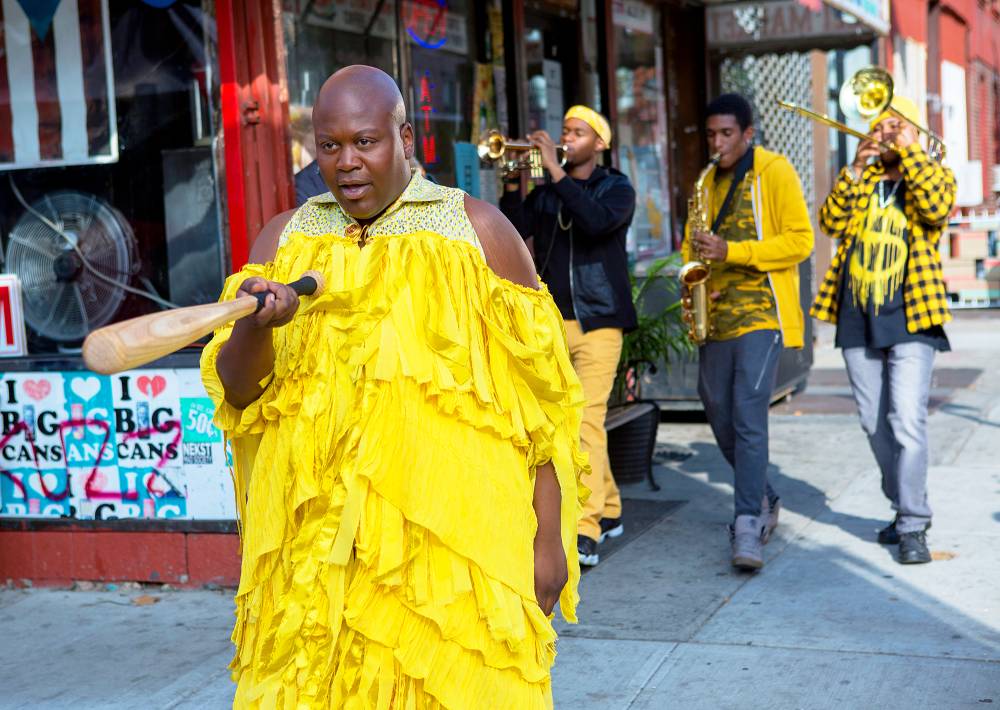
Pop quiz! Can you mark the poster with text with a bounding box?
[0,368,233,520]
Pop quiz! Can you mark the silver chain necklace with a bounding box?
[878,179,902,210]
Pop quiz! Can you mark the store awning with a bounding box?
[705,0,884,54]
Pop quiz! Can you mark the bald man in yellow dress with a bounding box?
[203,66,587,709]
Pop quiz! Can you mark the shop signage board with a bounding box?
[298,0,469,55]
[0,367,234,520]
[0,276,28,358]
[706,0,878,51]
[0,0,119,170]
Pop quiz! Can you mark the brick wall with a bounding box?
[971,62,988,205]
[969,0,1000,207]
[0,524,241,588]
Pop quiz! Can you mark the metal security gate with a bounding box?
[720,52,816,212]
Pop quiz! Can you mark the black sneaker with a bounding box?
[877,521,900,545]
[898,531,932,564]
[578,535,599,567]
[598,517,624,543]
[878,519,931,545]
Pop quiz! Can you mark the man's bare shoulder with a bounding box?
[463,195,539,290]
[248,208,298,265]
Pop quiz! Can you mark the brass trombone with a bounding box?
[777,66,947,161]
[776,100,895,151]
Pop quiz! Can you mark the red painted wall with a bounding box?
[970,1,1000,67]
[892,0,929,42]
[939,10,968,66]
[938,0,975,24]
[0,529,240,587]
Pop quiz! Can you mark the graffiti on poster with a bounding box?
[0,369,233,520]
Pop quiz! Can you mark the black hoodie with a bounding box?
[500,165,638,333]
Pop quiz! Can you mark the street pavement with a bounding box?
[1,313,998,709]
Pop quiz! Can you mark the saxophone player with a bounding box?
[684,94,813,570]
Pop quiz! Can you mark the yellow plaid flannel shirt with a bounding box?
[811,143,956,332]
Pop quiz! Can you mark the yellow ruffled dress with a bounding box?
[200,228,588,709]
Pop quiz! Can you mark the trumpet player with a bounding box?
[684,94,813,571]
[811,95,956,565]
[500,106,638,568]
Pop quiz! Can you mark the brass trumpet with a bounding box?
[777,66,947,161]
[477,129,568,179]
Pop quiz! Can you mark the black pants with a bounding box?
[697,330,783,519]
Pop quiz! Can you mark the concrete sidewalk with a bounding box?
[1,314,998,709]
[552,314,1000,709]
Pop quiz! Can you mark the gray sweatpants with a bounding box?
[842,343,935,533]
[698,330,783,519]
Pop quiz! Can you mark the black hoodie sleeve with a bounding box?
[498,187,540,240]
[550,175,635,242]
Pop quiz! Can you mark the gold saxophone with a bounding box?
[679,153,720,344]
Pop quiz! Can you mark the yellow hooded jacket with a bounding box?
[683,147,814,349]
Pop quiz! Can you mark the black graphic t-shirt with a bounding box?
[835,179,950,351]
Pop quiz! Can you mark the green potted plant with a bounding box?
[606,253,693,489]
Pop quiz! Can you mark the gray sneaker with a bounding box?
[729,515,765,570]
[761,496,780,544]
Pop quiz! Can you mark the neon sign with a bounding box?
[406,0,448,49]
[418,72,438,164]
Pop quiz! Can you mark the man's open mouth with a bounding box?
[338,183,371,200]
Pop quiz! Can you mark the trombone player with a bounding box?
[811,93,957,565]
[685,94,813,571]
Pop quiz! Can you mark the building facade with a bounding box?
[0,0,692,586]
[0,0,996,585]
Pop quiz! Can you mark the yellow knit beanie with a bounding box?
[564,105,612,146]
[869,95,921,131]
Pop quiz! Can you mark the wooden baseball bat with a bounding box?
[81,271,325,375]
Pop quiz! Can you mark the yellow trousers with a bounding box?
[564,320,623,541]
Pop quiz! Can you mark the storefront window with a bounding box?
[282,0,478,188]
[524,3,581,140]
[407,0,477,187]
[0,0,224,352]
[282,0,400,173]
[613,0,671,264]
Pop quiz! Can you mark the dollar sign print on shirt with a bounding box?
[849,180,908,314]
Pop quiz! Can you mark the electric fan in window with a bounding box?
[5,191,137,343]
